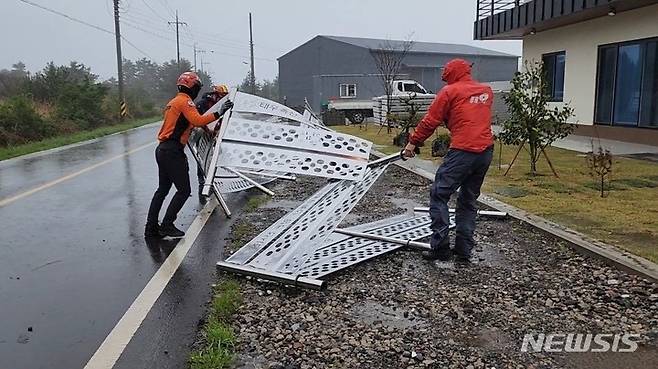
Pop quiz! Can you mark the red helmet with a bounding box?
[176,71,202,89]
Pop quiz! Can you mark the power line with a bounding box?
[18,0,153,59]
[140,0,168,22]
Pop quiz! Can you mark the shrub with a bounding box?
[0,95,52,146]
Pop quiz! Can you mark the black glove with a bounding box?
[219,100,234,116]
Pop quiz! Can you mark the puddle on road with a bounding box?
[470,327,512,351]
[350,301,425,329]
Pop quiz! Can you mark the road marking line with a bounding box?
[0,141,156,208]
[84,199,218,369]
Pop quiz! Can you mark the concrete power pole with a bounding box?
[113,0,126,120]
[169,11,186,70]
[193,43,197,72]
[249,12,256,94]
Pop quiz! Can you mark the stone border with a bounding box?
[371,148,658,282]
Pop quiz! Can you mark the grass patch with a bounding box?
[0,116,159,161]
[231,221,255,248]
[613,178,658,189]
[335,124,658,263]
[245,194,269,212]
[189,280,241,369]
[492,185,532,198]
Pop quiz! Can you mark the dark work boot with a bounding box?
[454,254,471,264]
[144,223,162,238]
[159,223,185,238]
[422,238,452,261]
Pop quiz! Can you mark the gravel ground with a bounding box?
[218,165,658,369]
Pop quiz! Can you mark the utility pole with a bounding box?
[194,45,206,73]
[113,0,126,120]
[249,12,256,94]
[168,10,186,70]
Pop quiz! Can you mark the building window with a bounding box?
[595,37,658,128]
[542,51,566,102]
[339,83,357,98]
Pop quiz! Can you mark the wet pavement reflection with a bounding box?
[0,124,204,369]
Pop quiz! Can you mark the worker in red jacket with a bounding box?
[402,59,494,263]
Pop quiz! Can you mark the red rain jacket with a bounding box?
[409,59,494,153]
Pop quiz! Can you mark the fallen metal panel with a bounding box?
[226,165,388,275]
[217,142,369,181]
[266,165,389,274]
[225,181,341,265]
[223,117,371,159]
[233,91,323,129]
[298,213,456,278]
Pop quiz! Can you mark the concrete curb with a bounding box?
[371,148,658,283]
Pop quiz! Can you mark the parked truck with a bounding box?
[327,80,435,124]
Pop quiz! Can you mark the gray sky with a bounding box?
[4,0,521,86]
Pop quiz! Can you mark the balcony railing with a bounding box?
[476,0,531,21]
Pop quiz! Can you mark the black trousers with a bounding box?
[429,146,493,257]
[146,141,191,227]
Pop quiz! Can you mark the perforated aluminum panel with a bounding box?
[233,91,307,122]
[224,118,369,158]
[217,142,369,181]
[191,134,280,194]
[225,182,341,265]
[226,165,388,275]
[298,213,456,278]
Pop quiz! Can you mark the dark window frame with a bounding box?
[594,36,658,129]
[542,51,566,102]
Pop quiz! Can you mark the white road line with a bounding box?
[0,141,156,207]
[84,199,218,369]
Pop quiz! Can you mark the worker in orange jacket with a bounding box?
[402,59,494,263]
[145,72,233,238]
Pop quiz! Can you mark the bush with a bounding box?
[431,133,451,157]
[54,82,107,129]
[0,95,53,146]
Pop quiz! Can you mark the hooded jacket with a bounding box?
[409,59,494,153]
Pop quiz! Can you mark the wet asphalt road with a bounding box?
[0,124,239,369]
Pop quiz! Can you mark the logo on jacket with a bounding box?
[469,93,490,104]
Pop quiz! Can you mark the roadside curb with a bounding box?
[371,148,658,283]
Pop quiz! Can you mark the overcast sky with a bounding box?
[4,0,521,86]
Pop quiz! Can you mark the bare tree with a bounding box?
[371,38,414,133]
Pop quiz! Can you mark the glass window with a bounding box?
[542,51,566,102]
[613,44,642,125]
[403,83,426,94]
[640,41,658,127]
[595,46,617,124]
[595,37,658,128]
[554,53,566,101]
[339,83,357,98]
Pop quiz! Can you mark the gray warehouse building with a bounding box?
[278,35,519,112]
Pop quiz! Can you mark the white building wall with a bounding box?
[522,4,658,125]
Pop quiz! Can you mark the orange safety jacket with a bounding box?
[157,92,218,145]
[409,60,494,153]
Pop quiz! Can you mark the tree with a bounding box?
[0,62,30,98]
[371,38,414,133]
[586,140,613,198]
[238,72,279,101]
[498,60,575,176]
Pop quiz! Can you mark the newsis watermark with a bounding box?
[521,333,641,353]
